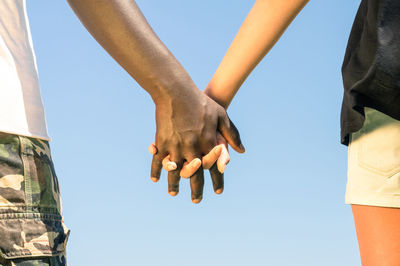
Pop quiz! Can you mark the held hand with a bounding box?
[149,132,230,200]
[150,92,243,203]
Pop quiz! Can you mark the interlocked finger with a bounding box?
[148,142,157,155]
[150,153,165,182]
[162,155,177,171]
[202,145,222,169]
[190,165,204,204]
[167,154,182,196]
[180,158,202,178]
[209,163,224,194]
[168,169,180,196]
[217,144,230,173]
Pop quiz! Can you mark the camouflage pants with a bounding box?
[0,133,69,265]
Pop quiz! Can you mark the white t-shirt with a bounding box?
[0,0,49,141]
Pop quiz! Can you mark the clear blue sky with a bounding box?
[27,1,361,265]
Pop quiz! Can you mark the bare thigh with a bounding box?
[352,204,400,266]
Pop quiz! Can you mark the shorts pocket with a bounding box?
[0,135,70,261]
[356,108,400,177]
[0,213,70,260]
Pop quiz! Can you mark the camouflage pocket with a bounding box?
[0,133,69,260]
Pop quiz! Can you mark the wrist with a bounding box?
[152,79,202,106]
[203,86,230,110]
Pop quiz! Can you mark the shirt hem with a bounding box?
[0,129,50,142]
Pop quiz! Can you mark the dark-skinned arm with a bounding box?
[66,0,245,203]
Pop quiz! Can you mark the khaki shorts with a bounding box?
[346,107,400,208]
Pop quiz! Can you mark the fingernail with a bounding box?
[151,177,159,182]
[239,144,245,152]
[148,146,155,154]
[192,196,202,204]
[193,158,202,167]
[166,162,177,171]
[218,164,225,174]
[169,190,178,196]
[214,145,222,154]
[215,188,223,194]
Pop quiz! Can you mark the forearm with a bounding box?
[204,0,309,109]
[67,0,199,104]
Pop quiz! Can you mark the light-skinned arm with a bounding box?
[205,0,310,107]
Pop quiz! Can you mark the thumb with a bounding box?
[218,112,245,153]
